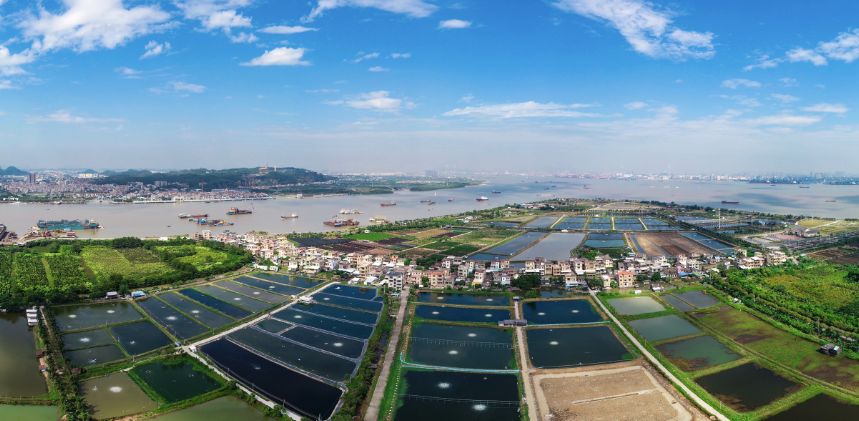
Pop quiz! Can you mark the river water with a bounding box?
[1,177,857,238]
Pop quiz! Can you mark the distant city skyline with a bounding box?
[1,1,858,173]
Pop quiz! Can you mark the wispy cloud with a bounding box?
[438,19,471,29]
[743,54,779,71]
[553,0,715,60]
[802,103,848,114]
[330,91,412,112]
[0,46,34,76]
[259,25,318,35]
[745,114,821,127]
[170,81,206,94]
[31,110,123,124]
[368,66,389,72]
[243,47,309,66]
[444,101,597,119]
[176,0,256,43]
[721,78,761,89]
[624,101,648,110]
[306,0,437,21]
[770,94,798,104]
[21,0,170,53]
[351,51,380,63]
[0,80,17,90]
[141,40,170,59]
[390,52,411,59]
[753,28,859,69]
[115,66,142,79]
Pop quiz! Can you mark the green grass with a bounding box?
[82,246,172,280]
[344,232,396,241]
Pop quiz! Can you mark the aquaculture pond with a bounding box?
[110,320,172,355]
[229,327,356,383]
[323,284,378,301]
[274,308,374,339]
[394,370,520,421]
[252,272,321,289]
[408,323,514,370]
[178,288,250,319]
[256,318,292,334]
[0,405,58,420]
[414,304,512,324]
[417,292,510,307]
[214,280,290,304]
[52,302,143,332]
[524,216,559,229]
[479,231,545,256]
[584,232,626,248]
[159,292,234,329]
[200,339,342,420]
[655,335,741,371]
[696,363,801,412]
[511,233,586,261]
[196,285,271,313]
[765,394,859,420]
[521,299,603,325]
[0,314,47,397]
[153,396,270,421]
[82,372,158,420]
[673,290,719,308]
[137,297,208,340]
[660,294,695,312]
[607,296,665,315]
[64,344,126,367]
[131,359,221,403]
[62,328,116,350]
[233,276,304,296]
[281,325,366,359]
[526,326,631,368]
[554,216,587,230]
[628,315,701,342]
[681,232,735,254]
[315,292,384,312]
[294,302,379,325]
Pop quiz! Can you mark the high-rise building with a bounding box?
[28,172,36,184]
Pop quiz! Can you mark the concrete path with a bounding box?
[589,290,729,421]
[364,286,410,421]
[514,300,539,421]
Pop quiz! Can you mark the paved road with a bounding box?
[364,287,410,421]
[589,290,729,421]
[514,301,539,421]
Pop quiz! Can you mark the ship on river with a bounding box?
[226,207,253,215]
[37,219,101,231]
[323,218,360,227]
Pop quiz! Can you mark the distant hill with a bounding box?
[0,166,28,176]
[94,167,334,190]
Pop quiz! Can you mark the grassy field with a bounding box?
[738,262,859,318]
[82,247,172,280]
[798,219,859,235]
[693,305,859,393]
[344,232,396,241]
[155,245,239,272]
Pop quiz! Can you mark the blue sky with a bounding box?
[1,0,858,174]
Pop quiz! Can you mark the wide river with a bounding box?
[1,177,858,238]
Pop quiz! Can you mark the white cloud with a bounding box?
[368,66,389,72]
[115,66,142,78]
[331,91,412,112]
[438,19,471,29]
[170,81,206,93]
[802,103,848,114]
[0,80,16,90]
[390,52,411,59]
[553,0,714,60]
[721,78,761,89]
[21,0,170,53]
[746,114,821,127]
[0,46,34,76]
[32,110,122,124]
[444,101,597,119]
[624,101,648,110]
[779,77,798,87]
[770,94,798,104]
[141,40,170,59]
[306,0,437,21]
[243,47,309,66]
[259,25,318,35]
[176,0,255,41]
[228,31,257,43]
[786,47,827,66]
[351,52,380,63]
[743,54,779,71]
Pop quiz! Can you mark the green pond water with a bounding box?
[153,396,271,420]
[526,326,631,368]
[660,294,695,312]
[0,404,58,420]
[765,393,859,420]
[0,314,47,397]
[696,363,801,412]
[673,290,719,308]
[132,359,222,403]
[628,315,701,342]
[656,335,740,371]
[110,320,172,355]
[61,328,115,350]
[607,296,665,315]
[64,343,126,367]
[408,323,514,370]
[52,302,143,332]
[82,372,157,419]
